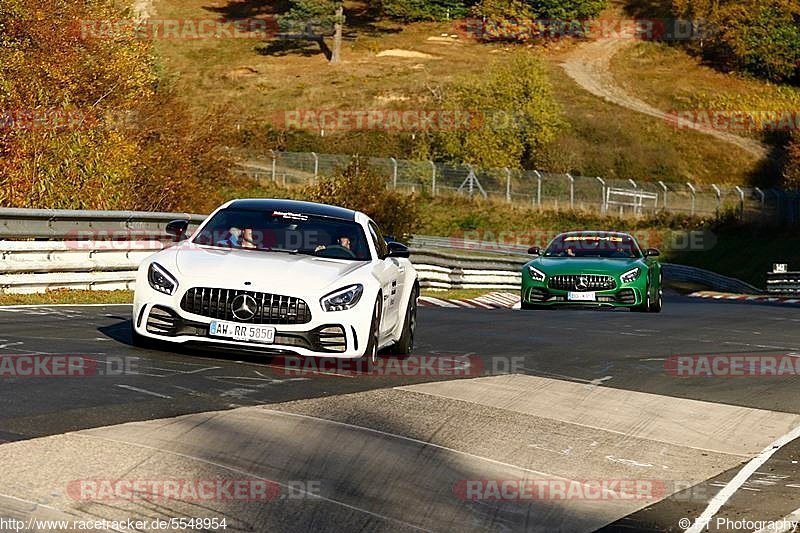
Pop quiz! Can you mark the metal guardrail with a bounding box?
[0,209,762,294]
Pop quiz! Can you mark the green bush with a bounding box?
[784,131,800,190]
[433,52,563,169]
[380,0,477,21]
[673,0,800,83]
[303,158,420,238]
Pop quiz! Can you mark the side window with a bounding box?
[368,222,389,259]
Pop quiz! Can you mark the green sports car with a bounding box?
[521,231,663,312]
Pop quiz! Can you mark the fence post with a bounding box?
[269,150,277,182]
[566,173,574,210]
[658,181,668,211]
[754,186,765,211]
[735,186,745,218]
[311,152,319,180]
[686,182,696,216]
[534,170,542,209]
[712,184,723,216]
[390,157,398,188]
[505,168,512,203]
[595,177,606,213]
[430,160,436,197]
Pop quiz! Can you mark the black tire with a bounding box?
[649,272,663,313]
[363,296,382,364]
[391,285,418,356]
[521,302,546,310]
[130,323,159,350]
[632,280,651,313]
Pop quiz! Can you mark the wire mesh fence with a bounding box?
[237,151,800,224]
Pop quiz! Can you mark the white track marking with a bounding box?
[115,384,173,399]
[686,422,800,533]
[74,433,434,532]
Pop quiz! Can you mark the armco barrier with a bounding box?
[0,208,761,294]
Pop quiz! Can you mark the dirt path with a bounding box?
[560,38,768,159]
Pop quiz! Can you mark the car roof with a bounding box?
[224,199,359,221]
[556,231,635,239]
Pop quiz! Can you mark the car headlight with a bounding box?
[321,284,364,312]
[148,262,178,295]
[621,267,641,284]
[527,266,546,282]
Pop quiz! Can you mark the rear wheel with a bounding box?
[363,296,382,364]
[391,285,418,356]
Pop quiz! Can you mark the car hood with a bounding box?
[171,244,370,293]
[531,257,644,276]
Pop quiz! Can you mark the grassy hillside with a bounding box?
[152,0,769,185]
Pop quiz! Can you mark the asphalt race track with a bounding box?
[1,294,800,532]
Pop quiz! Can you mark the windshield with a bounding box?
[192,208,371,261]
[544,234,641,258]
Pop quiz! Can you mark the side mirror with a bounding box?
[645,248,660,257]
[528,246,541,255]
[386,241,410,258]
[166,219,189,241]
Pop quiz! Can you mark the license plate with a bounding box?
[568,291,596,302]
[209,320,275,343]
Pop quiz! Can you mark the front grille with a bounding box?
[180,287,312,325]
[547,275,616,292]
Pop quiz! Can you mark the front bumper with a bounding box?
[521,274,646,308]
[133,289,373,359]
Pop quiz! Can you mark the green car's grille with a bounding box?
[547,275,616,292]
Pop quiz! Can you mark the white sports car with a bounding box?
[131,199,419,361]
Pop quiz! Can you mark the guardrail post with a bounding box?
[735,186,745,219]
[628,179,637,189]
[505,168,512,203]
[711,184,721,215]
[390,157,398,189]
[595,177,606,213]
[430,160,436,197]
[311,152,319,180]
[534,170,542,210]
[686,182,696,216]
[566,173,574,210]
[658,181,668,211]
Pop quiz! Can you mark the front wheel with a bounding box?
[649,272,663,313]
[391,285,418,356]
[362,296,383,364]
[632,281,651,313]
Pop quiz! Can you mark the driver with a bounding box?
[315,235,352,253]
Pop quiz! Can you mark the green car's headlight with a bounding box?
[621,267,641,284]
[527,266,546,282]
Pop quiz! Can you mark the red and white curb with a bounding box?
[689,291,800,305]
[419,292,521,309]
